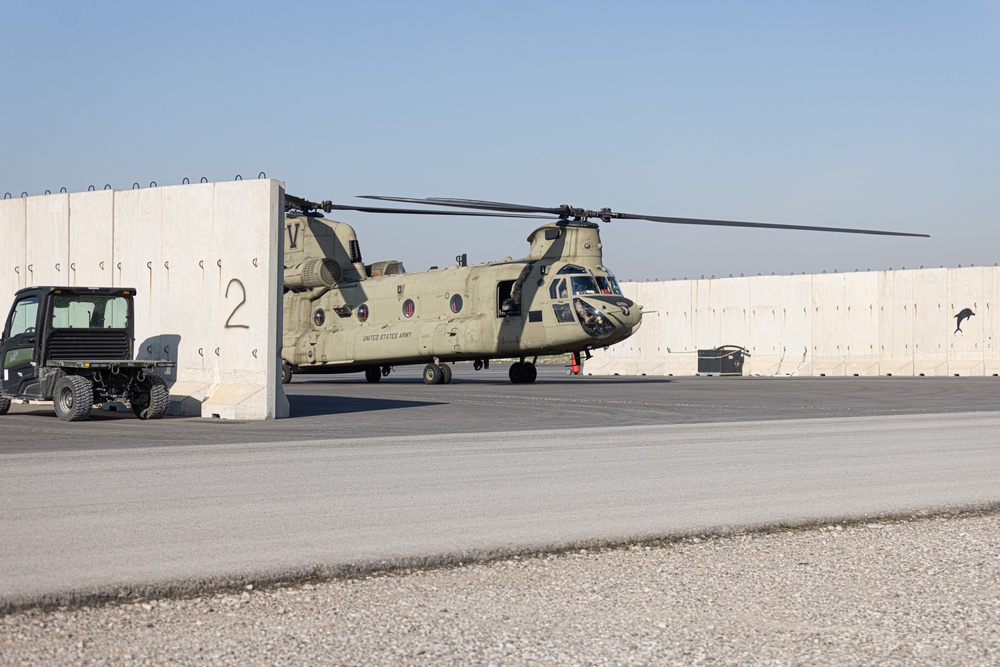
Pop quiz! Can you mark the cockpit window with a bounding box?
[571,276,600,296]
[549,278,568,299]
[607,273,623,295]
[556,264,586,275]
[595,276,622,295]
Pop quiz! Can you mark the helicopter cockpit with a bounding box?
[548,264,623,299]
[548,265,628,340]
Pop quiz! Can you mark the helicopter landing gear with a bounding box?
[508,361,537,384]
[281,361,293,385]
[365,367,382,383]
[422,362,453,384]
[473,358,489,371]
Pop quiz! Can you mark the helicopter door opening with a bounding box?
[497,280,520,317]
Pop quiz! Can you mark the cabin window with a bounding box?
[497,280,519,317]
[51,295,129,329]
[556,264,586,275]
[402,299,415,318]
[313,309,326,327]
[357,304,369,322]
[450,294,463,313]
[549,278,568,300]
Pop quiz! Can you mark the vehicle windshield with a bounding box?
[51,295,130,329]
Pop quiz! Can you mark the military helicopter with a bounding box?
[280,194,927,384]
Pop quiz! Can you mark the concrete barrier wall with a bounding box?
[588,266,1000,378]
[0,180,288,419]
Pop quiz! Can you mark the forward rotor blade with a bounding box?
[360,196,929,237]
[611,212,929,238]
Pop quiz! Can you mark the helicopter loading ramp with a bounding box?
[0,179,288,419]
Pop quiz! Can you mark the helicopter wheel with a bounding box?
[281,361,293,385]
[508,362,525,384]
[440,364,453,384]
[365,367,382,383]
[423,363,444,384]
[524,363,537,384]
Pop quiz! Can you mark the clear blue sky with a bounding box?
[2,1,998,281]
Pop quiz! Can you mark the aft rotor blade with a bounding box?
[611,212,930,237]
[325,202,553,220]
[360,196,565,216]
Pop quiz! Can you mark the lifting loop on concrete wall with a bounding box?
[3,193,10,199]
[252,258,258,267]
[164,261,169,270]
[45,190,51,195]
[133,183,140,190]
[147,262,152,270]
[71,263,76,271]
[60,187,67,193]
[150,181,157,188]
[182,177,190,184]
[88,185,95,191]
[104,184,112,190]
[235,174,242,180]
[258,172,266,179]
[55,263,60,272]
[200,177,208,183]
[20,192,28,197]
[100,262,104,270]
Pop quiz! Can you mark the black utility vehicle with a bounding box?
[0,286,175,421]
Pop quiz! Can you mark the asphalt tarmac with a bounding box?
[2,366,999,453]
[2,368,999,610]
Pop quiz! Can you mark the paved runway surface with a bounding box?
[2,369,999,609]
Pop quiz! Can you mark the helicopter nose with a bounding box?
[619,299,643,330]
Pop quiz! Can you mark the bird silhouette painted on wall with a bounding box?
[954,308,975,333]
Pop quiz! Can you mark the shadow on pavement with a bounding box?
[287,394,446,418]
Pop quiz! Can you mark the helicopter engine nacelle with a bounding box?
[284,258,343,291]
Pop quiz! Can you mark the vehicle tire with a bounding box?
[524,363,538,384]
[53,375,94,422]
[131,375,170,420]
[0,397,10,416]
[508,362,525,384]
[281,361,293,384]
[365,367,382,383]
[440,364,453,384]
[423,363,443,384]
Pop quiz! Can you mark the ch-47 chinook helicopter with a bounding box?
[280,194,927,385]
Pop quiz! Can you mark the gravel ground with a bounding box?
[3,512,999,666]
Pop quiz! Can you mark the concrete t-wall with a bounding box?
[588,266,1000,378]
[0,180,289,419]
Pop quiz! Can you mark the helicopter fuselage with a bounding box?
[281,213,642,383]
